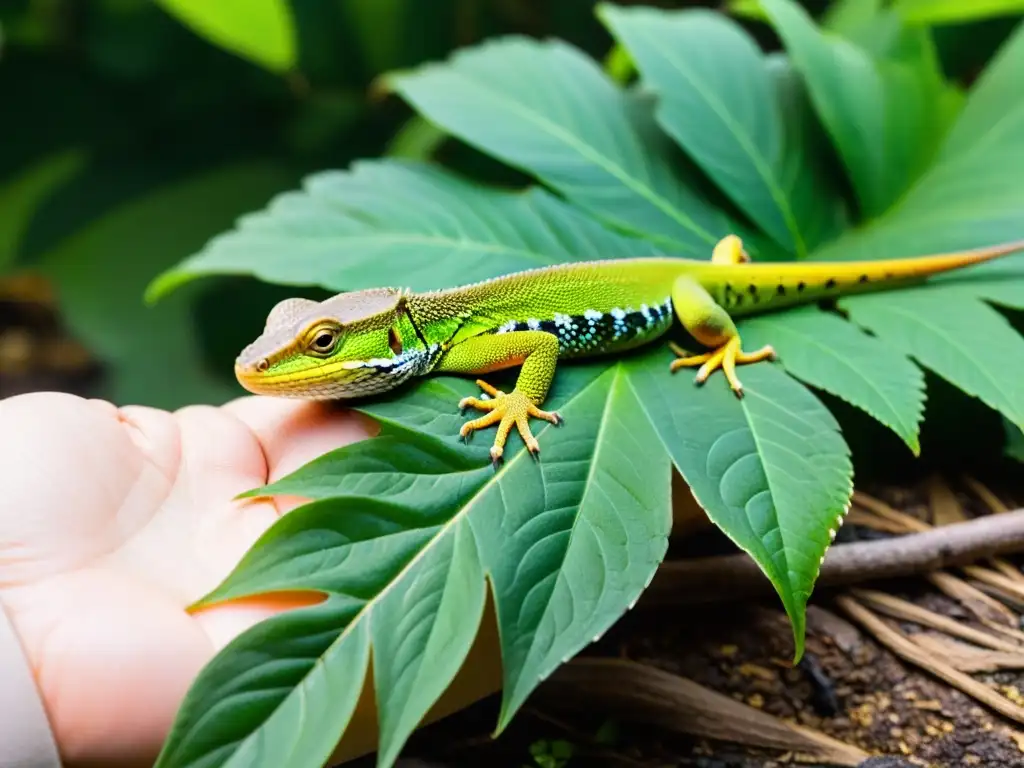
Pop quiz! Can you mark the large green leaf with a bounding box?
[386,36,734,254]
[145,159,662,300]
[816,18,1024,259]
[624,349,853,657]
[759,0,951,218]
[598,5,834,255]
[154,0,297,73]
[765,54,849,252]
[841,290,1024,430]
[740,307,926,453]
[155,362,671,768]
[39,163,296,409]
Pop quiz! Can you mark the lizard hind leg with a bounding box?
[711,234,751,265]
[668,275,776,397]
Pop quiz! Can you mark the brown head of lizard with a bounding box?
[234,287,439,400]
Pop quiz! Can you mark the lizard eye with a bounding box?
[307,328,339,355]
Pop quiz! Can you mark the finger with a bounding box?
[220,396,378,484]
[0,393,156,582]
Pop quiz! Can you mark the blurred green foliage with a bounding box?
[0,0,663,408]
[1,0,1020,419]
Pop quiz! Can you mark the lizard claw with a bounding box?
[459,379,560,464]
[668,338,775,396]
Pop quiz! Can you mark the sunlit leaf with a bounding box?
[895,0,1024,24]
[155,0,297,73]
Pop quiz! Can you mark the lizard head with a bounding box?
[234,288,432,400]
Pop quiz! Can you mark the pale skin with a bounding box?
[0,391,374,767]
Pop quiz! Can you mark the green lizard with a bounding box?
[234,235,1023,464]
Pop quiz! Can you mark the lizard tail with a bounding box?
[694,238,1024,315]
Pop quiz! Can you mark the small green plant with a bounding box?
[529,738,575,768]
[146,1,1024,766]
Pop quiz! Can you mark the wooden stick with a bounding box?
[645,509,1024,606]
[545,658,868,766]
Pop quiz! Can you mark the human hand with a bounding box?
[0,392,376,767]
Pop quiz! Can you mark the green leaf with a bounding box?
[625,349,853,658]
[0,149,87,270]
[895,0,1024,24]
[740,307,926,453]
[38,163,296,409]
[154,0,297,73]
[598,5,829,255]
[725,0,770,21]
[759,0,951,218]
[145,159,662,301]
[385,115,448,161]
[815,20,1024,259]
[765,54,849,251]
[822,0,885,36]
[841,289,1024,430]
[386,36,734,254]
[156,362,671,768]
[240,409,494,511]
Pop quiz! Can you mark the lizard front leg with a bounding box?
[433,330,563,464]
[669,275,775,397]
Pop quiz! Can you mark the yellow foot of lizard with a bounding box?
[458,379,562,465]
[668,338,776,397]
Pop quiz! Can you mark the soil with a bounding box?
[5,274,1024,768]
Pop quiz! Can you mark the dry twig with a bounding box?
[647,509,1024,606]
[850,589,1022,653]
[544,658,868,766]
[910,633,1024,673]
[964,565,1024,601]
[927,474,968,526]
[925,571,1017,626]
